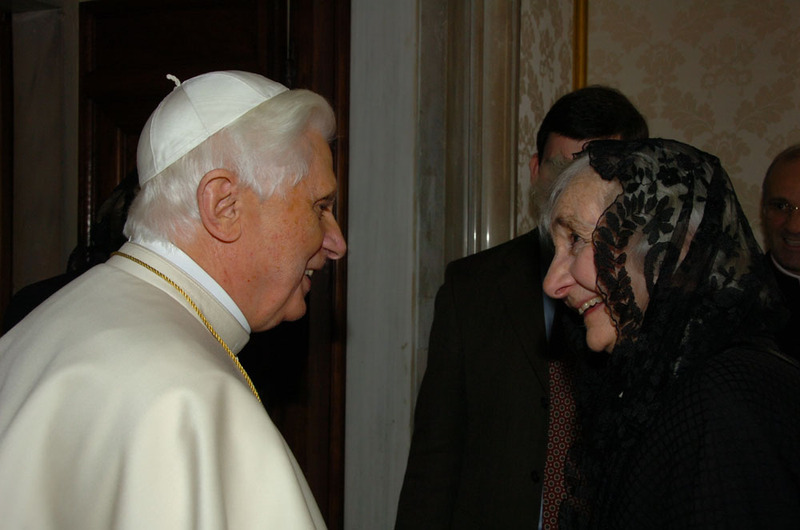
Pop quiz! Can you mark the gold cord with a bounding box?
[112,251,261,403]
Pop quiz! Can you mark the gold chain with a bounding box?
[112,251,261,403]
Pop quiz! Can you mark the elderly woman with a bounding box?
[542,138,800,529]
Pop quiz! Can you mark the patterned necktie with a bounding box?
[541,358,576,529]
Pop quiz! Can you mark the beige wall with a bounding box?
[516,0,573,234]
[586,0,800,245]
[516,1,800,247]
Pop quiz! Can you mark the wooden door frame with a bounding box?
[0,10,12,322]
[289,2,350,524]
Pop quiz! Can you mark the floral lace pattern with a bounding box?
[558,139,787,527]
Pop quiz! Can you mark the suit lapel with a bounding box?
[496,230,549,391]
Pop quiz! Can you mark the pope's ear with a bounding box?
[197,169,242,243]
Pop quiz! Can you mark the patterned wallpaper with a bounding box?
[517,0,800,246]
[516,0,574,235]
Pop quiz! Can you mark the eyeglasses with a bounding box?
[765,199,800,216]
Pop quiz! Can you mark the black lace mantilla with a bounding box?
[558,139,788,527]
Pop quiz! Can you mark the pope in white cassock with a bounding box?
[0,71,346,529]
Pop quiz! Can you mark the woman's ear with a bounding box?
[197,169,242,243]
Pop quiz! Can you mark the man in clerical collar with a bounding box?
[761,143,800,358]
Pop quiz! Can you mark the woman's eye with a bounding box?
[568,232,588,254]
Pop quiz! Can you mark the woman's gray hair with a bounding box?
[539,148,704,272]
[537,154,596,241]
[124,89,336,243]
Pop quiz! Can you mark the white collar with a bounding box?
[771,254,800,284]
[129,238,251,333]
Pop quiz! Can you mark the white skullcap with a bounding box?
[136,70,289,185]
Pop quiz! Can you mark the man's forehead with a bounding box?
[541,155,573,179]
[543,133,622,162]
[542,134,587,160]
[767,158,800,195]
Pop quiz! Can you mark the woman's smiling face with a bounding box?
[543,169,625,353]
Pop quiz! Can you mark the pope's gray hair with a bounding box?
[124,89,336,243]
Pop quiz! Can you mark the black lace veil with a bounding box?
[556,139,786,526]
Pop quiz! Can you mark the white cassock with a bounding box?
[0,242,326,529]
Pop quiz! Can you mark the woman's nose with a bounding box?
[543,254,571,299]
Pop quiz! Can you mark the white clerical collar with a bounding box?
[130,238,251,332]
[772,254,800,284]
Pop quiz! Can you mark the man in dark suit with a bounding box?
[761,144,800,358]
[395,86,648,529]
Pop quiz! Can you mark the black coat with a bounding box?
[590,341,800,529]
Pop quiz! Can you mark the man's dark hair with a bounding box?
[536,85,649,155]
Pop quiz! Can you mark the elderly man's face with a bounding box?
[762,158,800,273]
[238,131,346,331]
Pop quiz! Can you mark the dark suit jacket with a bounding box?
[768,256,800,358]
[395,230,550,529]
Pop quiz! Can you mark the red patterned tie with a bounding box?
[541,359,576,529]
